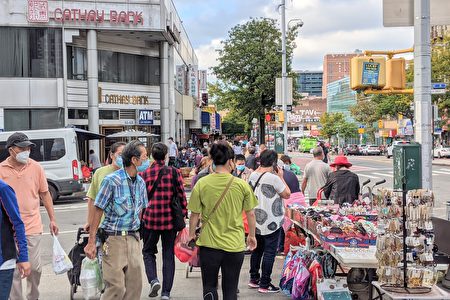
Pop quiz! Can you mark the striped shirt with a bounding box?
[94,168,148,232]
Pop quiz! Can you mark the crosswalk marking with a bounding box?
[358,174,380,179]
[373,172,394,178]
[433,170,450,175]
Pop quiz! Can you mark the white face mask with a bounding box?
[14,150,30,164]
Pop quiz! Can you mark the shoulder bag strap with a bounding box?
[148,167,167,200]
[202,176,234,227]
[251,172,267,192]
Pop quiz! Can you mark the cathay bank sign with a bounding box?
[27,0,145,25]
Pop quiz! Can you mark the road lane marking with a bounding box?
[373,172,394,178]
[358,174,380,179]
[433,170,450,175]
[440,168,450,171]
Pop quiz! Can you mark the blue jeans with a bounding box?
[250,228,281,288]
[0,268,15,300]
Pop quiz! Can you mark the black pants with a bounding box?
[168,157,176,167]
[199,247,244,300]
[142,229,177,296]
[250,228,281,288]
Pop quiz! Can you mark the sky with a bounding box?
[173,0,414,72]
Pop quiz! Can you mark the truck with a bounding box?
[298,137,317,153]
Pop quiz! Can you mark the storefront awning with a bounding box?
[74,128,105,142]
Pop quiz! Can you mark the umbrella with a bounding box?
[106,130,159,139]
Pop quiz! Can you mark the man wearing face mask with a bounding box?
[84,140,149,300]
[0,132,59,300]
[233,154,252,182]
[84,141,126,232]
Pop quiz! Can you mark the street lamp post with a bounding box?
[280,0,288,154]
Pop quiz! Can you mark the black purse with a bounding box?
[170,167,186,231]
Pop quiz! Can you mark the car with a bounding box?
[362,145,381,156]
[386,140,411,158]
[344,144,361,156]
[433,145,450,158]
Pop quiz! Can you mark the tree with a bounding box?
[211,18,300,142]
[320,112,357,143]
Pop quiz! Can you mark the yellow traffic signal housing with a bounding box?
[350,56,386,90]
[277,111,284,123]
[385,58,406,90]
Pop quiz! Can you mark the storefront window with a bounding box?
[67,46,87,80]
[99,110,119,120]
[0,27,63,78]
[4,109,64,131]
[98,50,160,85]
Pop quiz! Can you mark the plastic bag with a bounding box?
[174,228,195,263]
[80,257,102,300]
[52,235,73,275]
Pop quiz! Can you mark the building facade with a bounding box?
[322,53,358,98]
[326,77,357,121]
[288,96,327,137]
[295,71,323,97]
[0,0,200,160]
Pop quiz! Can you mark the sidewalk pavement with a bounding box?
[38,250,288,299]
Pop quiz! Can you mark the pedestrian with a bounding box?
[89,149,102,174]
[84,140,149,300]
[0,179,30,300]
[319,141,329,164]
[233,154,252,182]
[168,137,178,167]
[84,141,126,232]
[280,154,301,176]
[140,143,188,299]
[301,147,331,205]
[245,147,257,171]
[322,156,360,205]
[232,140,243,155]
[188,142,258,300]
[248,150,291,293]
[0,132,59,300]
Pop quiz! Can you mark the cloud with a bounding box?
[174,0,415,72]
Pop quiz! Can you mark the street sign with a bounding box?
[275,78,293,106]
[383,0,450,27]
[358,128,365,134]
[432,83,446,89]
[275,105,292,111]
[431,89,447,95]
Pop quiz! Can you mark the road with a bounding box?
[291,152,450,219]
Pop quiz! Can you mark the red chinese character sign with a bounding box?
[27,0,49,23]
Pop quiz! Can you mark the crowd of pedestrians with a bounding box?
[0,131,362,300]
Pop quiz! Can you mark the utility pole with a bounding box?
[414,0,432,189]
[280,0,288,155]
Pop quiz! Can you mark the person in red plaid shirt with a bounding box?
[140,143,187,300]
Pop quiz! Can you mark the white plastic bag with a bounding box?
[52,235,73,275]
[80,257,102,300]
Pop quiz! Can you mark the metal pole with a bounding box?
[281,0,288,154]
[87,30,99,153]
[160,42,171,143]
[414,0,432,190]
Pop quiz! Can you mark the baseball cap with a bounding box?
[6,132,36,148]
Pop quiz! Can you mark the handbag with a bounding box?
[170,167,187,231]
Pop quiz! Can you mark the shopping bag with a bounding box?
[80,257,103,300]
[52,235,73,275]
[174,228,196,263]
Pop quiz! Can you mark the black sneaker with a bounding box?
[248,279,260,289]
[258,283,280,293]
[149,279,161,297]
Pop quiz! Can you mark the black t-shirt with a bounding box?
[322,146,329,163]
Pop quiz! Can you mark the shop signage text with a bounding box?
[52,9,144,25]
[102,94,149,105]
[138,110,154,125]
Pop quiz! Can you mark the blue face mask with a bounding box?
[115,155,123,169]
[136,159,150,172]
[236,165,245,172]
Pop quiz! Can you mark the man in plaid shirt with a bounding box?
[140,143,187,299]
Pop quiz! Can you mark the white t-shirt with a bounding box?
[0,258,16,270]
[248,172,286,236]
[168,142,178,157]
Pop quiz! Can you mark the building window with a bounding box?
[0,27,63,78]
[4,109,64,131]
[99,110,119,120]
[68,109,88,119]
[98,50,160,85]
[67,46,87,80]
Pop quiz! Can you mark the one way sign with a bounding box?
[138,110,154,125]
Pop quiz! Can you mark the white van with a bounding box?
[0,128,103,202]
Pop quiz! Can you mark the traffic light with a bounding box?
[265,113,276,122]
[276,111,284,122]
[385,58,406,90]
[350,56,386,90]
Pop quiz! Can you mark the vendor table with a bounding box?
[329,245,378,269]
[371,281,449,300]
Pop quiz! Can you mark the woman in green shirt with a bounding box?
[188,142,258,300]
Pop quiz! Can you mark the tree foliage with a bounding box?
[210,18,300,125]
[320,112,357,141]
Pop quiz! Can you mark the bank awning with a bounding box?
[74,128,105,142]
